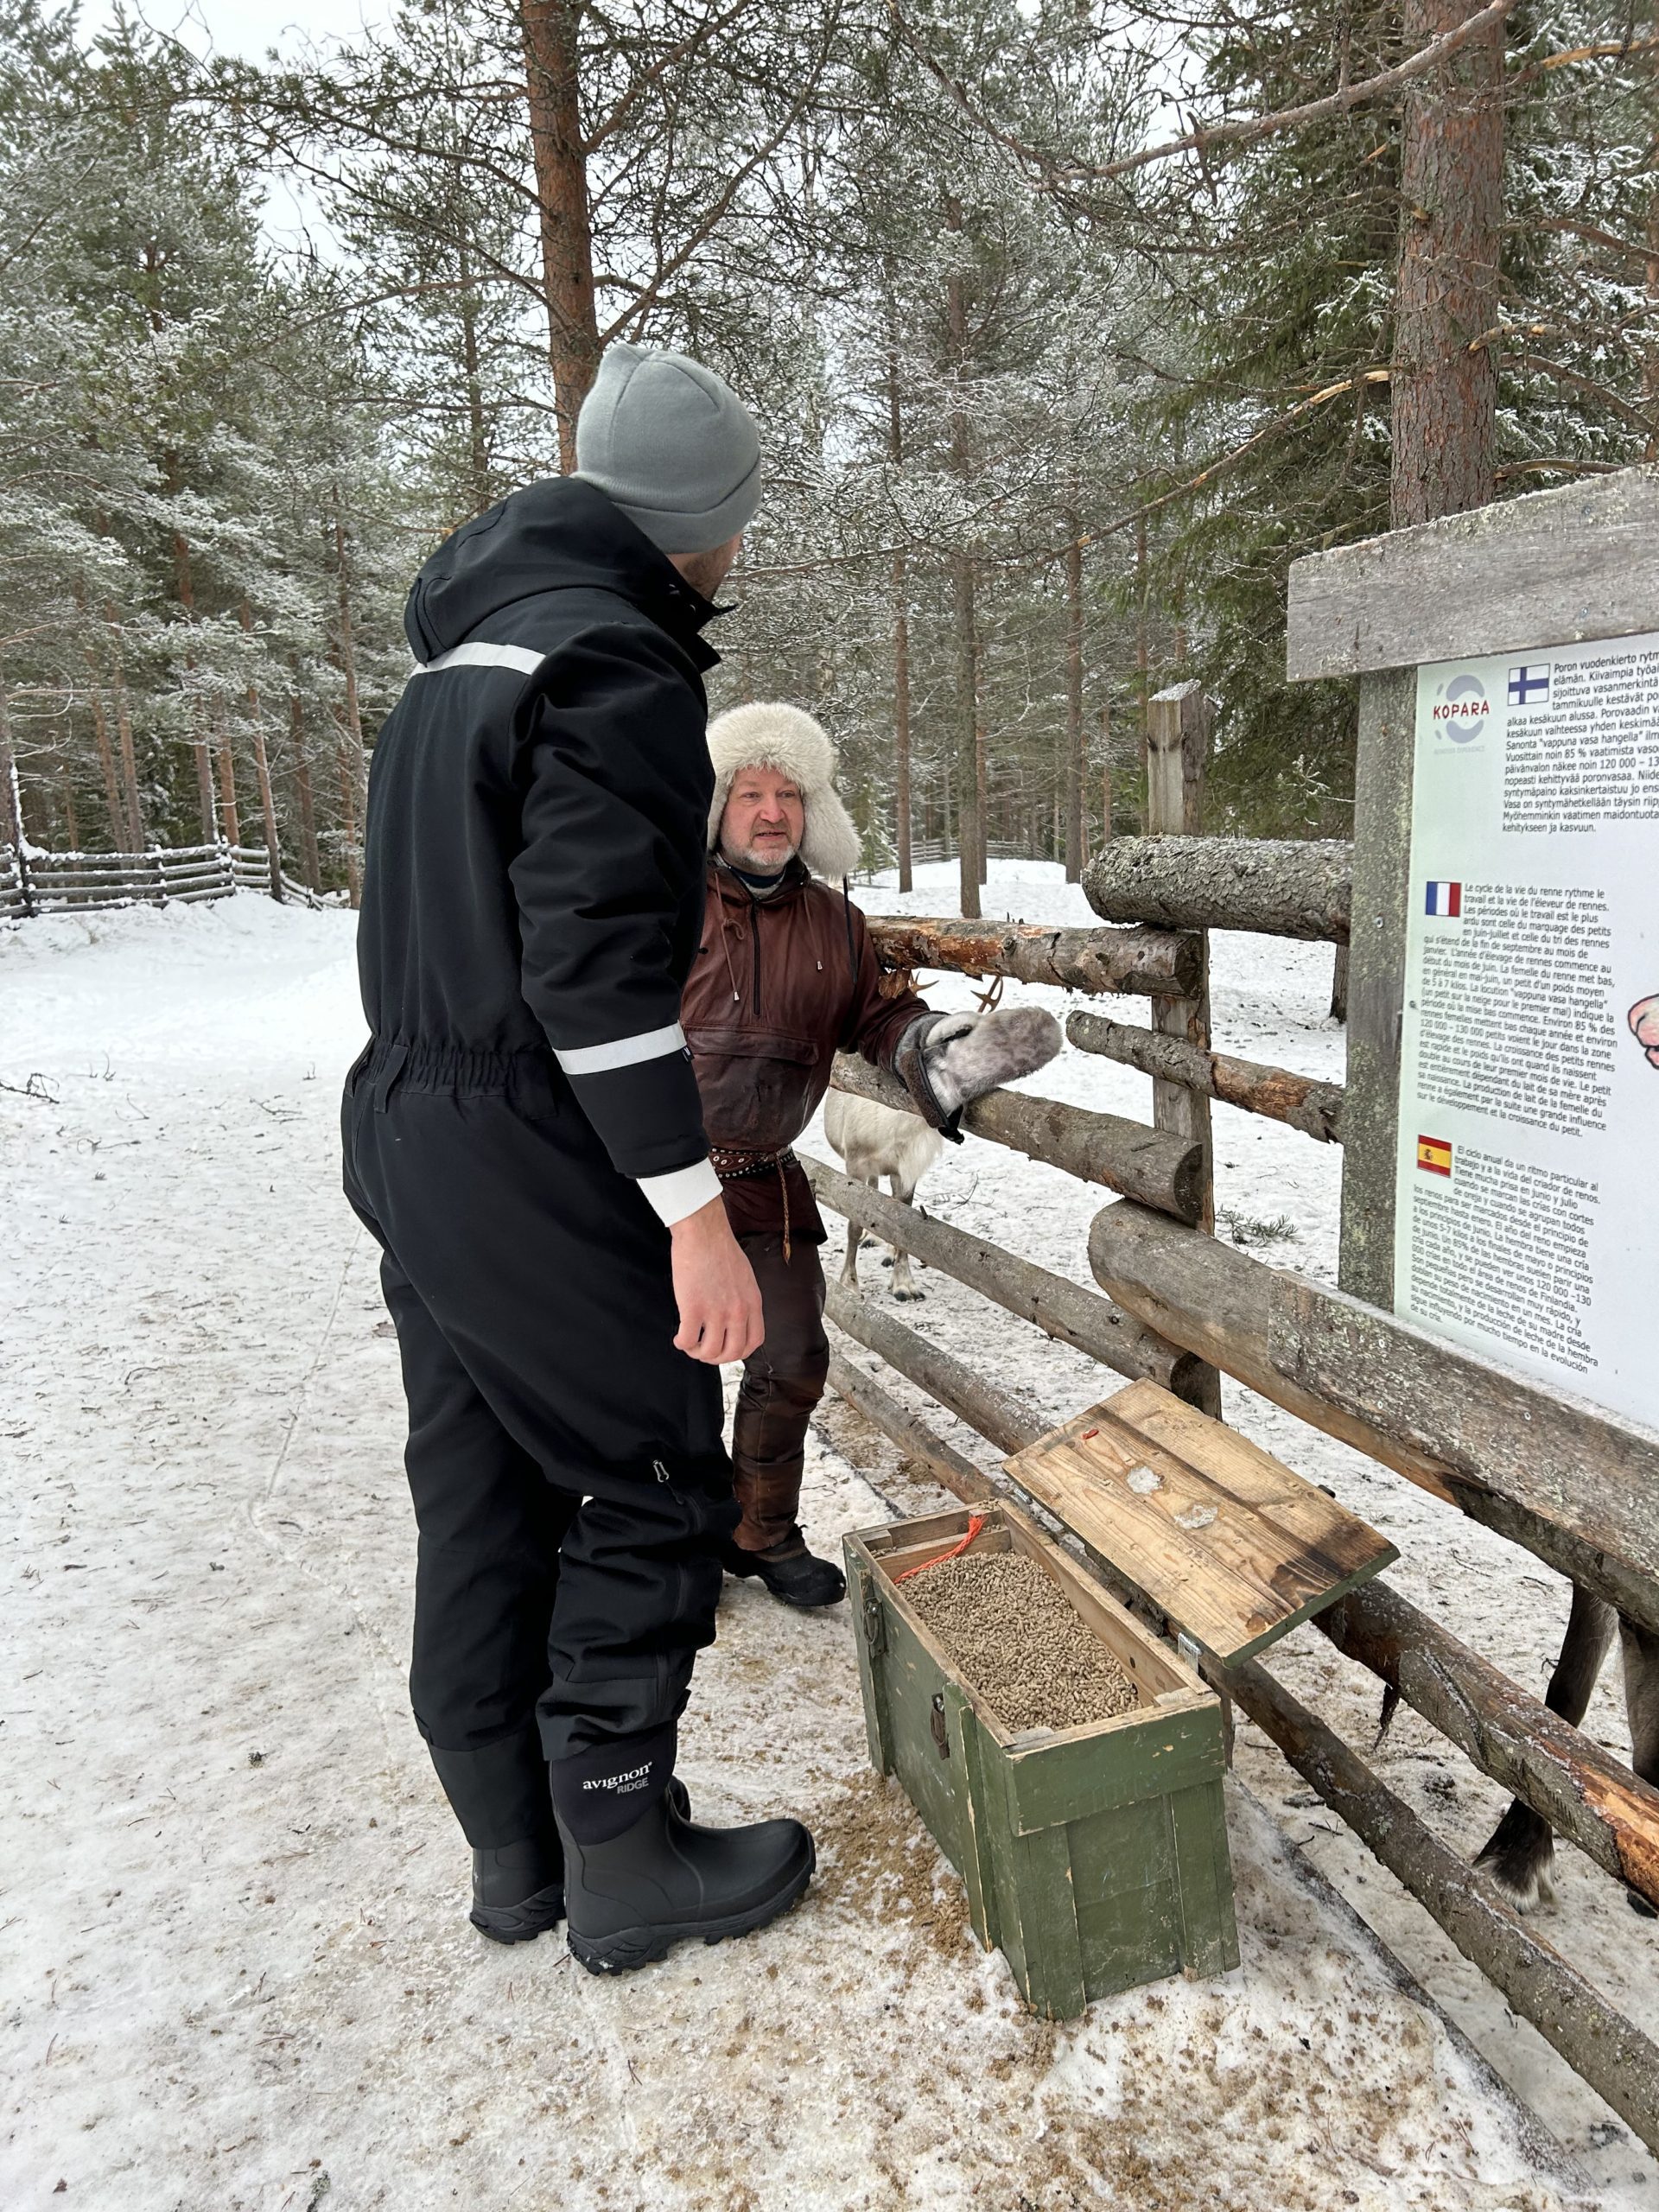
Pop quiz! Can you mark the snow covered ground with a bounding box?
[1,865,1652,2210]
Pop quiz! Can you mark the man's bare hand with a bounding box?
[671,1193,764,1364]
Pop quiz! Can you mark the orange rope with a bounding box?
[893,1513,988,1583]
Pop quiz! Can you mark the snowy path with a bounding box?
[0,881,1644,2210]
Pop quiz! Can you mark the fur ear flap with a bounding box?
[798,787,863,879]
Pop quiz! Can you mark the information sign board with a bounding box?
[1394,630,1659,1427]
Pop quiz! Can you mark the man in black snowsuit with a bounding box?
[343,345,813,1974]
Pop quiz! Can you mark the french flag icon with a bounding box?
[1426,880,1462,918]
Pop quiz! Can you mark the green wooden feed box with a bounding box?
[845,1502,1238,2019]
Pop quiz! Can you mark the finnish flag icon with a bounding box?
[1426,880,1462,918]
[1508,664,1551,707]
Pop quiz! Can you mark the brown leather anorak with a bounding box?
[683,858,929,1239]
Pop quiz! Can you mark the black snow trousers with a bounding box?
[341,1040,737,1850]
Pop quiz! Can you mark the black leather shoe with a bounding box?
[721,1531,846,1609]
[560,1789,814,1975]
[469,1780,690,1943]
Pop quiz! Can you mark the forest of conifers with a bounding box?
[0,0,1651,907]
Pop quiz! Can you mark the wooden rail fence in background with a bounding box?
[1,841,327,919]
[821,684,1659,2149]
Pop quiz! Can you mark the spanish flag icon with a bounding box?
[1416,1135,1452,1178]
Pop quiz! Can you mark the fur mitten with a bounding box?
[893,1007,1062,1137]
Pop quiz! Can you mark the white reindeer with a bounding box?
[823,1092,942,1301]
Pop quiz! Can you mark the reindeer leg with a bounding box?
[841,1175,872,1289]
[1475,1586,1617,1910]
[1618,1614,1659,1916]
[887,1168,922,1300]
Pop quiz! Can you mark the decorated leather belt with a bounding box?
[709,1145,799,1259]
[709,1144,797,1181]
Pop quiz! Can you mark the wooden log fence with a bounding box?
[863,914,1201,999]
[1213,1649,1659,2154]
[823,818,1659,2141]
[1083,835,1352,942]
[1067,1011,1345,1142]
[0,841,326,918]
[1086,1199,1659,1636]
[802,1152,1205,1396]
[1315,1578,1659,1913]
[819,1268,1659,2153]
[828,1052,1206,1223]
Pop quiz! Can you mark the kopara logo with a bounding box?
[1432,672,1490,741]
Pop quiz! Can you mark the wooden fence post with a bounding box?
[1146,681,1220,1414]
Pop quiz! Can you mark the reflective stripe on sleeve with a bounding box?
[554,1021,688,1076]
[410,642,547,677]
[637,1157,721,1227]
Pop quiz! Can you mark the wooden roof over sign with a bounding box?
[1003,1380,1398,1668]
[1285,463,1659,682]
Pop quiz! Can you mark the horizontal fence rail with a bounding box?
[1084,836,1353,942]
[828,1052,1206,1223]
[864,915,1201,999]
[2,842,327,918]
[1066,1009,1346,1143]
[802,1152,1205,1396]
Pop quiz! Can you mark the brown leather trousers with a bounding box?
[731,1232,830,1552]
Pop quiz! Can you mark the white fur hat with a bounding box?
[705,702,862,879]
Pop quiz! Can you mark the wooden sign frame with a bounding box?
[1285,465,1659,1308]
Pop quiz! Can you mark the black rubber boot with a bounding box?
[469,1780,690,1943]
[469,1834,565,1945]
[721,1530,846,1610]
[560,1789,815,1974]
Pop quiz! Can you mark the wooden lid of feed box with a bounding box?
[1001,1381,1398,1666]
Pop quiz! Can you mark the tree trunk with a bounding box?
[887,342,912,893]
[171,529,215,844]
[1063,510,1084,880]
[519,0,600,467]
[952,553,981,918]
[0,668,26,865]
[330,489,369,907]
[214,709,241,848]
[1135,513,1150,827]
[1390,0,1503,525]
[106,607,145,850]
[458,244,493,518]
[1101,702,1113,847]
[944,194,981,919]
[86,668,128,849]
[975,656,988,887]
[239,601,283,899]
[290,687,321,893]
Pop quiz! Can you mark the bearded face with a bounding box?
[719,765,805,873]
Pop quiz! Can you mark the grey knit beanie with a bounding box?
[575,343,761,555]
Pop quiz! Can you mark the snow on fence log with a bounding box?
[1210,1648,1659,2158]
[863,914,1201,998]
[1083,837,1352,943]
[801,1152,1205,1395]
[1315,1577,1659,1913]
[1066,1010,1346,1142]
[1087,1199,1659,1636]
[828,1052,1206,1223]
[2,842,327,918]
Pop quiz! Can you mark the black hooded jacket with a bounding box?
[356,476,723,1223]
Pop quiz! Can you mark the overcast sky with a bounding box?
[79,0,386,66]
